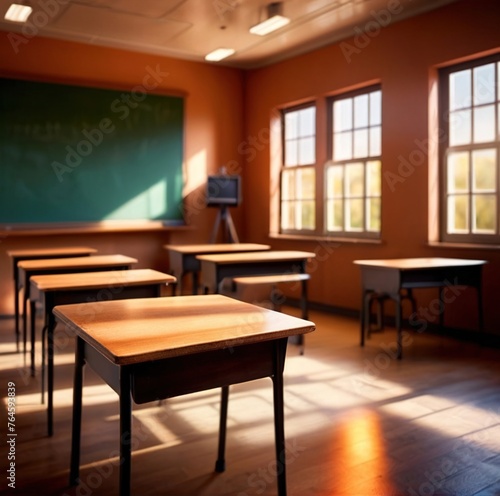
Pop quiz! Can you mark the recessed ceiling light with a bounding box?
[250,2,290,36]
[4,3,33,23]
[250,15,289,36]
[205,48,235,62]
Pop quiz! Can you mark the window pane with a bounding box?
[334,99,352,132]
[281,170,295,200]
[472,194,496,233]
[472,148,496,191]
[327,166,343,198]
[447,152,469,193]
[345,163,364,197]
[298,167,315,199]
[367,197,381,232]
[354,94,369,128]
[498,62,500,101]
[282,203,311,231]
[283,105,316,169]
[280,164,315,232]
[334,131,352,161]
[284,112,298,139]
[353,129,368,158]
[280,201,295,230]
[298,137,315,165]
[450,69,471,111]
[285,140,297,166]
[300,200,315,230]
[370,91,382,125]
[473,63,495,105]
[473,194,496,233]
[369,126,381,156]
[367,160,381,196]
[346,198,363,231]
[449,109,471,145]
[326,199,343,231]
[299,107,315,136]
[447,195,469,233]
[498,103,500,140]
[473,105,495,143]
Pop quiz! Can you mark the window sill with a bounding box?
[428,241,500,251]
[269,232,383,245]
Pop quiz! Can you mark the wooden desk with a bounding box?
[18,254,137,362]
[198,250,316,294]
[7,247,97,350]
[164,243,271,294]
[30,269,176,436]
[353,257,488,359]
[53,295,315,496]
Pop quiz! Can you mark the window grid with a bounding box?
[326,88,382,238]
[441,55,500,244]
[280,105,316,232]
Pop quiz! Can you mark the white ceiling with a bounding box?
[0,0,461,69]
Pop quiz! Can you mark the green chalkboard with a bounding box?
[0,78,184,226]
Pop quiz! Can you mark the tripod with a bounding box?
[209,205,239,243]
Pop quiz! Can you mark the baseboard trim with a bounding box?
[285,298,500,349]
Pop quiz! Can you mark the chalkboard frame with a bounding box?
[0,76,186,231]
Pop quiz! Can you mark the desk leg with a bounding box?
[297,280,308,354]
[215,385,229,472]
[119,368,132,496]
[30,300,37,377]
[272,340,287,496]
[172,271,184,296]
[41,323,48,404]
[23,292,28,356]
[395,294,402,360]
[14,278,20,351]
[46,314,56,437]
[360,290,370,347]
[70,337,84,486]
[39,320,53,409]
[171,273,178,296]
[300,279,309,321]
[178,271,186,296]
[192,271,199,295]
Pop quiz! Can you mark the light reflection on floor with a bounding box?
[327,408,395,495]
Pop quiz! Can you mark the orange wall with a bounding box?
[242,0,500,333]
[0,34,244,314]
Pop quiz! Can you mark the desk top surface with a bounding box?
[53,294,315,365]
[164,243,271,254]
[18,254,138,271]
[353,257,488,270]
[7,246,97,258]
[197,250,316,264]
[30,269,176,292]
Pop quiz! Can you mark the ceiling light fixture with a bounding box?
[4,2,33,22]
[249,2,290,36]
[205,48,235,62]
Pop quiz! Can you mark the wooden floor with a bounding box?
[1,307,500,496]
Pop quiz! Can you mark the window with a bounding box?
[278,86,382,238]
[326,87,382,237]
[440,54,500,244]
[280,105,316,232]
